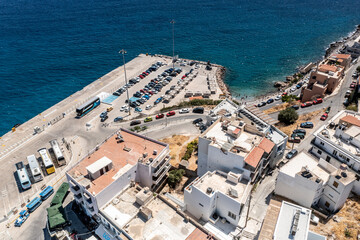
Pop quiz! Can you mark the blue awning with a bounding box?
[95,225,117,240]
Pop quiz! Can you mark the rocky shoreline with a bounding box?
[215,66,231,97]
[272,24,360,91]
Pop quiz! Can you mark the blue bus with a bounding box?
[26,197,42,212]
[39,186,54,201]
[76,97,100,117]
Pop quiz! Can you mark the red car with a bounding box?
[282,92,288,96]
[350,83,356,89]
[140,89,145,93]
[320,113,328,121]
[301,101,313,108]
[156,114,165,119]
[313,98,323,105]
[148,91,154,95]
[166,111,176,117]
[139,75,145,79]
[181,75,186,79]
[143,72,149,76]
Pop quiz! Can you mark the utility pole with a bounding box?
[119,49,131,115]
[170,19,175,69]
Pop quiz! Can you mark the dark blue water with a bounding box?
[1,0,360,135]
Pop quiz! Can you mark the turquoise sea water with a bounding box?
[1,0,360,135]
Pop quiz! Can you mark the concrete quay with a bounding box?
[0,53,223,239]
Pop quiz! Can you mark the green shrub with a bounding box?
[346,103,358,112]
[160,99,222,112]
[168,169,186,188]
[278,108,299,125]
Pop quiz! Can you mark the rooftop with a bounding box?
[280,152,336,183]
[314,111,360,158]
[187,171,250,204]
[330,53,351,60]
[318,64,338,73]
[68,129,167,195]
[122,198,200,240]
[274,201,311,240]
[245,147,264,168]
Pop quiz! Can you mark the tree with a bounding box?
[278,108,298,125]
[357,66,360,73]
[167,169,185,188]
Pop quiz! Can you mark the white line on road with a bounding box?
[43,109,57,118]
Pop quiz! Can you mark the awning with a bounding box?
[95,224,117,240]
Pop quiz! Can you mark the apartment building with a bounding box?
[275,152,355,213]
[301,62,346,102]
[259,200,326,240]
[198,105,287,182]
[184,170,251,227]
[65,128,171,218]
[310,110,360,195]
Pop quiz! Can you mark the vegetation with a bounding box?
[160,99,222,112]
[167,169,185,188]
[344,228,352,238]
[130,125,148,133]
[232,99,240,105]
[278,108,299,125]
[281,94,299,103]
[346,103,358,112]
[356,66,360,73]
[182,140,198,161]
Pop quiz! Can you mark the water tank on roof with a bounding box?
[206,187,213,194]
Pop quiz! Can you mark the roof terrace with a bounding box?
[67,129,167,195]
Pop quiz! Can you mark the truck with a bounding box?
[14,210,29,227]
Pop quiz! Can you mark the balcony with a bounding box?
[153,163,171,185]
[69,181,81,193]
[153,156,171,177]
[151,151,170,168]
[74,193,82,200]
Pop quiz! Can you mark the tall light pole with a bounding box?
[119,49,131,115]
[170,19,175,69]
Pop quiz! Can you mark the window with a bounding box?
[333,181,339,188]
[199,203,204,207]
[328,193,334,198]
[228,211,236,220]
[320,141,324,146]
[332,150,338,156]
[317,150,322,155]
[326,156,331,162]
[325,201,330,208]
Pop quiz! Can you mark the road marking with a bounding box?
[43,109,57,118]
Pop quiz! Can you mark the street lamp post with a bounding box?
[170,20,175,69]
[119,49,131,115]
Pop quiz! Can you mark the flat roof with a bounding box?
[274,201,311,240]
[280,152,334,182]
[123,198,199,240]
[68,129,167,195]
[258,199,282,240]
[188,171,250,204]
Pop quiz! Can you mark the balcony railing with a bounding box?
[153,164,171,185]
[153,156,171,177]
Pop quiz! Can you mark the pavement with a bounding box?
[0,53,221,239]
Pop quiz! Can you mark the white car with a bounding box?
[290,87,296,92]
[145,105,152,110]
[179,108,189,114]
[275,95,281,101]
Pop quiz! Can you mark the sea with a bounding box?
[1,0,360,135]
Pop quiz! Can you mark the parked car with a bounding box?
[345,90,351,98]
[100,115,108,122]
[193,107,204,114]
[301,101,313,108]
[291,132,305,139]
[325,107,331,114]
[130,120,141,126]
[193,118,203,124]
[166,111,176,117]
[156,113,165,119]
[100,111,107,118]
[300,122,314,128]
[286,149,298,159]
[288,137,301,143]
[293,129,306,135]
[291,105,299,110]
[135,107,142,112]
[114,117,123,122]
[290,87,296,92]
[257,102,266,107]
[179,108,190,114]
[145,105,152,110]
[320,113,328,121]
[350,83,356,89]
[343,98,350,106]
[275,95,282,101]
[144,117,153,123]
[267,98,274,104]
[313,98,323,105]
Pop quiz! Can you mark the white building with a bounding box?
[310,110,360,195]
[66,128,171,218]
[275,152,356,213]
[198,105,287,182]
[259,200,326,240]
[184,170,251,226]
